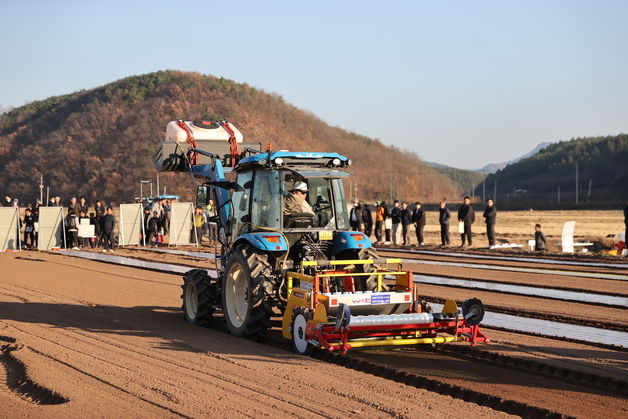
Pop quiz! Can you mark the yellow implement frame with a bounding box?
[281,258,412,339]
[286,258,405,298]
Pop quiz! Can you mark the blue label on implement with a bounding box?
[371,293,391,304]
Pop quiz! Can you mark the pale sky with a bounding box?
[1,0,627,169]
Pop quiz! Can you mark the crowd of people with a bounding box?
[140,197,218,246]
[5,192,628,252]
[3,195,117,251]
[350,197,573,251]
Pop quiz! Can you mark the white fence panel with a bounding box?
[119,203,144,246]
[38,207,65,251]
[169,202,194,246]
[0,207,19,251]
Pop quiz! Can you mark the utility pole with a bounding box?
[482,174,485,202]
[156,174,160,197]
[39,175,44,204]
[575,162,579,205]
[588,178,592,201]
[388,165,393,202]
[557,185,560,204]
[46,186,49,206]
[493,180,497,202]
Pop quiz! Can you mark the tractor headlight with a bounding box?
[258,158,267,165]
[332,158,341,167]
[274,157,284,166]
[346,159,352,166]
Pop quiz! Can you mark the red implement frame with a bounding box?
[292,264,488,354]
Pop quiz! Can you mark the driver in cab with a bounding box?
[283,181,314,216]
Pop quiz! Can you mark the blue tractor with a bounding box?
[154,120,379,338]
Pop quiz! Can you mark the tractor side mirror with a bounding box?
[196,185,209,208]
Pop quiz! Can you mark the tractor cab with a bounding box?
[229,166,350,231]
[222,151,363,266]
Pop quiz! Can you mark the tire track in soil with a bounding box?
[2,322,291,419]
[314,352,569,419]
[431,345,627,395]
[0,335,69,405]
[0,300,380,418]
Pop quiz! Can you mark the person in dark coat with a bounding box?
[457,196,475,247]
[349,201,364,232]
[22,208,36,249]
[483,199,497,247]
[101,207,116,252]
[400,202,412,245]
[362,204,373,237]
[94,200,105,241]
[412,202,426,246]
[390,200,401,245]
[79,197,89,216]
[534,224,546,251]
[146,211,162,246]
[439,200,451,246]
[65,210,79,250]
[624,200,628,243]
[68,197,81,217]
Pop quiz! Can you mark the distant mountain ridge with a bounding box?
[475,142,551,174]
[476,134,628,207]
[0,71,458,203]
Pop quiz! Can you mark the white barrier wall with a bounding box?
[169,202,194,246]
[0,207,20,251]
[119,203,144,246]
[38,207,65,251]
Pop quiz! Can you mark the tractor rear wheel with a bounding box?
[353,247,381,291]
[182,269,215,326]
[222,244,274,338]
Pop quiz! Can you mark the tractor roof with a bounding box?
[237,151,351,169]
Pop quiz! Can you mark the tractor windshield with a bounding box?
[281,170,350,230]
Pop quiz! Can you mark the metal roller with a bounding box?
[349,312,436,327]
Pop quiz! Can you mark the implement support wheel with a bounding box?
[291,308,313,355]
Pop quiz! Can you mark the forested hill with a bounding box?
[477,134,628,208]
[0,71,457,204]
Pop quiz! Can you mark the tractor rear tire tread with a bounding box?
[223,244,274,339]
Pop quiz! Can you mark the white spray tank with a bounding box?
[165,120,243,143]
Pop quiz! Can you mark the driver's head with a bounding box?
[291,181,308,198]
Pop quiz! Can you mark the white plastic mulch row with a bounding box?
[379,247,628,270]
